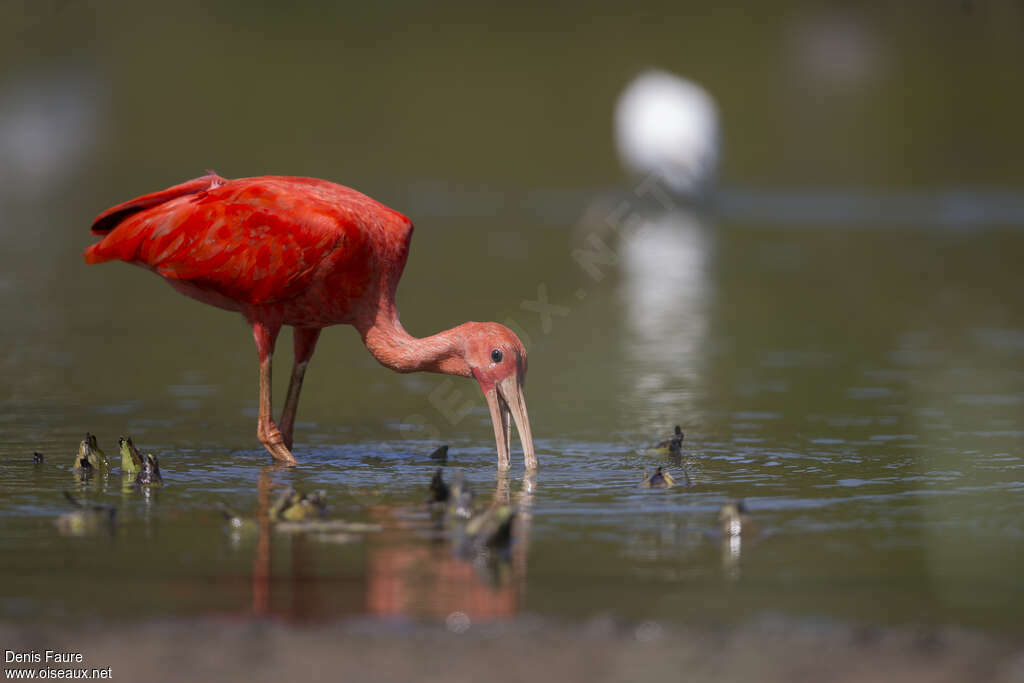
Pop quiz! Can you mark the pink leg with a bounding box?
[279,327,322,450]
[253,318,296,465]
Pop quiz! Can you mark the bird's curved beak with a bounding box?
[484,374,537,471]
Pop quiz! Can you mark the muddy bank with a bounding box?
[2,617,1022,683]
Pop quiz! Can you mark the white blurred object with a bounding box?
[0,68,103,202]
[615,70,720,198]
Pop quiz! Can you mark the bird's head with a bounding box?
[461,322,536,471]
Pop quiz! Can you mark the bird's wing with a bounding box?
[90,173,228,235]
[84,177,364,304]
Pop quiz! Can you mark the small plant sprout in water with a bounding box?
[118,436,143,475]
[135,454,162,487]
[74,457,93,479]
[652,426,685,455]
[640,466,691,489]
[73,432,109,475]
[428,444,449,464]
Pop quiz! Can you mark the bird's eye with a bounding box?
[490,349,503,364]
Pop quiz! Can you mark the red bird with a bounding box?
[84,173,536,470]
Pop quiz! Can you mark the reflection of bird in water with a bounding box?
[718,501,756,537]
[719,501,757,582]
[615,70,720,200]
[366,471,533,622]
[269,487,327,522]
[620,211,712,428]
[428,468,450,503]
[55,491,117,537]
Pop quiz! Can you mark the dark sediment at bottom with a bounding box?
[1,617,1021,683]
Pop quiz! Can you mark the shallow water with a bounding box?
[2,0,1024,639]
[2,203,1023,634]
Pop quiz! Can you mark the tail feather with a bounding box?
[89,172,226,236]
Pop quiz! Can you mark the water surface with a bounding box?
[2,206,1022,634]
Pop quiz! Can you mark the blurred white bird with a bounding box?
[614,70,720,199]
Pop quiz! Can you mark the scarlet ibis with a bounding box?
[84,173,536,470]
[615,69,720,198]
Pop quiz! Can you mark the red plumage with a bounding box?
[85,173,413,326]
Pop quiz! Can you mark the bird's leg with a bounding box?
[253,319,296,465]
[279,327,321,450]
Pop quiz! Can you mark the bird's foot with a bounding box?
[279,426,294,451]
[259,424,297,465]
[265,441,297,465]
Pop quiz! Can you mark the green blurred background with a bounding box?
[3,0,1023,192]
[3,0,1023,421]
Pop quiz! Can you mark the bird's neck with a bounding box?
[358,306,471,377]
